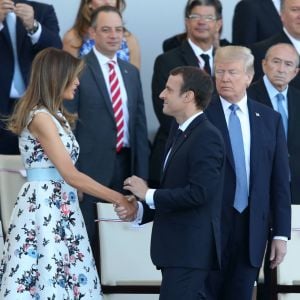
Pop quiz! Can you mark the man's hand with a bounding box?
[269,239,287,269]
[123,175,148,200]
[0,0,14,23]
[15,3,34,30]
[114,195,138,222]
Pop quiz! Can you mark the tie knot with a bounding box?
[276,93,285,102]
[108,60,116,70]
[200,53,210,61]
[229,104,239,113]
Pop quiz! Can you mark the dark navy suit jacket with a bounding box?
[205,95,291,267]
[142,114,225,270]
[248,79,300,204]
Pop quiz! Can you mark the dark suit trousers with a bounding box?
[205,208,259,300]
[160,267,208,300]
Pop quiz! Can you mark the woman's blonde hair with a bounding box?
[8,48,84,135]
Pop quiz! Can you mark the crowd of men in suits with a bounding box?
[0,0,299,299]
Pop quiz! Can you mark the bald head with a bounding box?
[263,43,299,91]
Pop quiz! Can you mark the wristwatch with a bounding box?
[26,20,39,35]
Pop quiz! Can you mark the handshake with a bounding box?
[115,175,148,222]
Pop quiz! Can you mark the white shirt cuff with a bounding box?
[132,201,144,225]
[145,189,156,209]
[28,21,42,44]
[273,236,288,242]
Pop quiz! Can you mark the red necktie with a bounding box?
[108,61,124,152]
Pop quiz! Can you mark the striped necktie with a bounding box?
[108,61,124,152]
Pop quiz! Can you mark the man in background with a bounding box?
[65,6,149,268]
[0,0,62,154]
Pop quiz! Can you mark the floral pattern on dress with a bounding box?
[0,108,102,299]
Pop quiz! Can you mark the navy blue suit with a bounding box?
[205,96,291,300]
[0,0,62,154]
[142,113,225,299]
[248,79,300,204]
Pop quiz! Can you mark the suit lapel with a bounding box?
[207,97,235,170]
[180,41,201,67]
[256,80,273,107]
[118,58,132,115]
[86,51,115,120]
[247,99,263,190]
[161,114,205,180]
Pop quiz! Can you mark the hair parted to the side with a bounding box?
[170,66,213,110]
[73,0,126,42]
[8,48,84,135]
[90,5,123,28]
[214,45,255,76]
[185,0,222,20]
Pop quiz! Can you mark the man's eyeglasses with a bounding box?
[187,14,217,22]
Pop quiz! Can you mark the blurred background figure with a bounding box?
[248,43,300,204]
[63,0,141,69]
[251,0,300,87]
[232,0,282,46]
[0,0,62,154]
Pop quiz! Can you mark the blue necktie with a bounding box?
[228,104,248,213]
[276,93,288,138]
[6,12,26,97]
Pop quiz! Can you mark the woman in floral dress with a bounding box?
[0,48,134,299]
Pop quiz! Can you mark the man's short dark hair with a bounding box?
[170,66,213,110]
[90,5,123,28]
[185,0,222,20]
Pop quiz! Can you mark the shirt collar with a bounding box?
[263,75,288,99]
[179,111,203,132]
[187,38,213,57]
[92,47,118,67]
[219,94,248,113]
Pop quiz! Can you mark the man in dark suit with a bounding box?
[116,66,225,300]
[205,46,291,300]
[232,0,282,46]
[248,43,300,204]
[251,0,300,86]
[150,0,222,186]
[65,6,149,268]
[0,0,62,154]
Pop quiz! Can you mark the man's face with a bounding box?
[159,74,186,119]
[215,60,253,103]
[89,11,123,58]
[185,5,222,46]
[262,45,299,91]
[281,0,300,39]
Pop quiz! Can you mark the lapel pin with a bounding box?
[255,112,260,117]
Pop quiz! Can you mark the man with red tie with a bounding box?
[64,5,149,270]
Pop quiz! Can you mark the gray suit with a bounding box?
[65,50,149,261]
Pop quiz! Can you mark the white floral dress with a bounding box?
[0,109,102,299]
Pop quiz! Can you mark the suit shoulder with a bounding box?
[29,1,54,11]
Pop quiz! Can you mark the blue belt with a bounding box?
[26,168,63,181]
